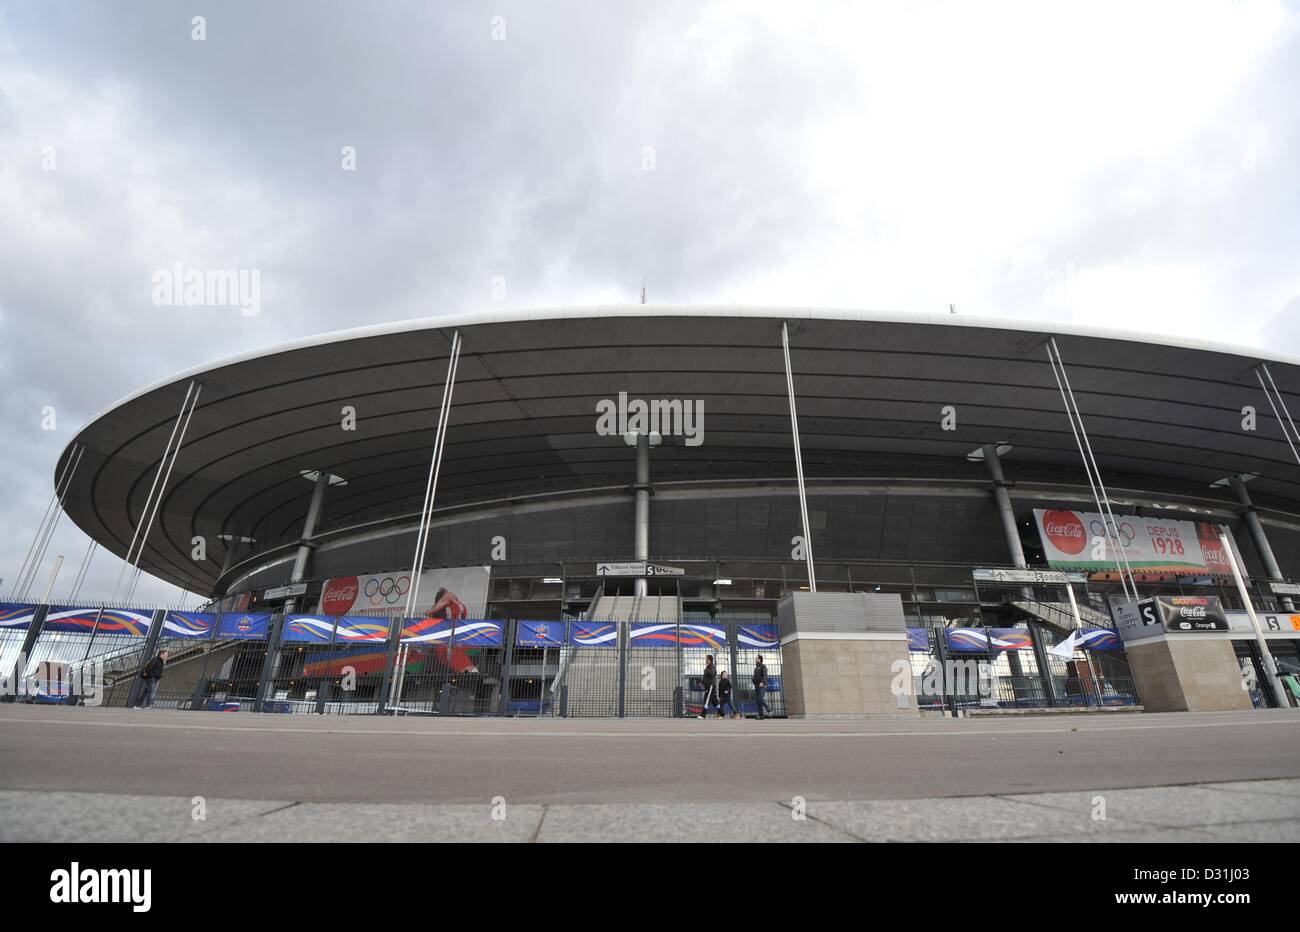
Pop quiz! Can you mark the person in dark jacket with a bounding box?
[752,655,769,719]
[135,650,168,709]
[697,654,719,719]
[718,671,738,719]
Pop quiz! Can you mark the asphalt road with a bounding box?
[1,706,1297,805]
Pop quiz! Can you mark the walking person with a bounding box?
[697,654,719,719]
[135,650,168,709]
[718,671,738,719]
[752,654,770,719]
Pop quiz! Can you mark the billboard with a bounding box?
[1114,596,1230,641]
[162,612,217,639]
[319,566,490,618]
[1034,509,1235,577]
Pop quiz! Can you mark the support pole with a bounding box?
[781,322,816,592]
[633,431,650,598]
[285,473,330,614]
[982,444,1026,568]
[1219,530,1290,710]
[1229,476,1296,612]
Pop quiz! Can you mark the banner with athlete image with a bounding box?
[319,566,490,618]
[1034,509,1239,577]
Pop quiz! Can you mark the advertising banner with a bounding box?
[282,615,336,643]
[1077,628,1122,651]
[1226,611,1300,634]
[945,627,1033,652]
[1034,509,1235,576]
[0,603,37,631]
[162,612,217,639]
[629,623,679,648]
[334,616,390,643]
[44,607,153,637]
[319,566,490,618]
[569,622,617,647]
[736,624,779,649]
[1117,596,1230,640]
[516,620,565,646]
[1150,595,1230,632]
[216,612,272,640]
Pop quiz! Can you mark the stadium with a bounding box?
[7,306,1300,718]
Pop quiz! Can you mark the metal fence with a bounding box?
[4,601,1159,718]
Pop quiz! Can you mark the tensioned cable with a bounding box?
[1256,365,1300,470]
[782,322,817,593]
[1046,340,1136,601]
[1050,339,1139,596]
[11,445,80,601]
[125,383,202,604]
[113,380,197,601]
[17,445,84,602]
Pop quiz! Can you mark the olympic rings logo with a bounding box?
[1089,519,1135,545]
[363,574,411,605]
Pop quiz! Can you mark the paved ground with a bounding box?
[1,705,1297,841]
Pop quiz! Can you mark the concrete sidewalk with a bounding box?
[1,779,1296,842]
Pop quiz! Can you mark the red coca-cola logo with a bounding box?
[1042,510,1086,555]
[321,576,359,616]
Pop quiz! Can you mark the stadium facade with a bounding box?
[8,307,1300,717]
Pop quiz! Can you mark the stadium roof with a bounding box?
[57,306,1300,594]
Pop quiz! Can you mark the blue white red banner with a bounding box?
[216,612,272,640]
[0,603,37,631]
[945,627,1033,652]
[1078,627,1122,651]
[162,611,217,639]
[677,623,726,649]
[452,620,502,647]
[516,620,565,646]
[44,607,153,637]
[569,622,617,647]
[334,616,390,643]
[628,623,679,648]
[282,615,337,643]
[736,624,778,649]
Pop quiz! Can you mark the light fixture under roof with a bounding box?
[1209,472,1259,489]
[300,469,348,487]
[966,443,1013,463]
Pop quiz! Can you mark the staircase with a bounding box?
[1010,598,1111,636]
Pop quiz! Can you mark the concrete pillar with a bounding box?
[286,472,330,613]
[633,432,650,598]
[982,444,1027,567]
[982,444,1028,682]
[1229,477,1296,611]
[777,592,919,719]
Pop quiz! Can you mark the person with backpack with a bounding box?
[697,654,719,719]
[718,671,738,719]
[135,650,168,709]
[752,654,769,719]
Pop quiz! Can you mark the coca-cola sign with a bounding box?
[1041,509,1087,555]
[1034,509,1238,578]
[320,576,360,616]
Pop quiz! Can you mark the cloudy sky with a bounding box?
[1,0,1298,605]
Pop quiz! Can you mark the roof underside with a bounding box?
[58,308,1300,594]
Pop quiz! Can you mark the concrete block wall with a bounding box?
[1125,637,1251,712]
